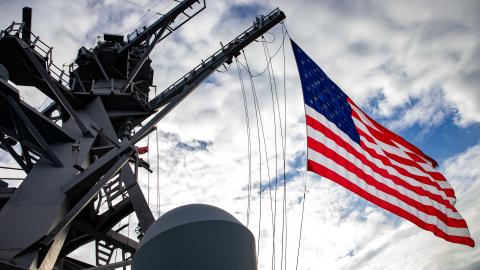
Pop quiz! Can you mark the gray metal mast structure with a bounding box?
[0,1,285,269]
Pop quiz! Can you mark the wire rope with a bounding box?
[280,23,288,270]
[296,173,307,270]
[237,30,287,78]
[235,59,253,227]
[121,0,174,35]
[237,25,290,269]
[261,36,280,270]
[241,51,265,266]
[121,0,161,33]
[0,166,23,170]
[146,134,150,206]
[36,97,49,111]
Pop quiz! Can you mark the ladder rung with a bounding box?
[115,224,129,232]
[98,249,111,256]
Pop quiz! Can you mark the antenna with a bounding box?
[22,7,32,42]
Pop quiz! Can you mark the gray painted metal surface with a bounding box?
[133,204,257,270]
[0,63,8,80]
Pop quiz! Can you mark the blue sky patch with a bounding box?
[227,4,265,19]
[401,118,480,163]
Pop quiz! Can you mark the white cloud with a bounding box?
[279,0,480,127]
[0,0,479,269]
[385,89,454,132]
[340,143,480,270]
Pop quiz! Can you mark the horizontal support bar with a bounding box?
[83,260,131,270]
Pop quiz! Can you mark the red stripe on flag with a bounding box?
[306,115,454,200]
[351,110,446,181]
[360,140,456,199]
[348,99,438,167]
[305,126,456,211]
[354,126,453,186]
[307,159,475,247]
[306,117,455,210]
[307,137,466,227]
[384,151,446,181]
[355,128,456,198]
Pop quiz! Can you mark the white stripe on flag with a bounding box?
[307,148,471,237]
[306,125,462,220]
[305,105,453,201]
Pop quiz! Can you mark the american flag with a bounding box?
[291,39,474,247]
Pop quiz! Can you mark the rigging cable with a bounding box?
[147,134,151,206]
[235,59,252,227]
[123,0,166,15]
[215,63,232,73]
[152,86,161,218]
[280,23,288,270]
[0,166,23,170]
[36,97,49,111]
[237,32,287,78]
[261,35,280,270]
[287,25,307,270]
[122,0,175,35]
[122,0,162,33]
[255,31,276,44]
[239,27,288,268]
[265,28,289,270]
[241,50,266,266]
[296,173,307,270]
[278,26,307,270]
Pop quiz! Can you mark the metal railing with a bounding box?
[154,8,284,103]
[126,0,206,44]
[1,22,71,89]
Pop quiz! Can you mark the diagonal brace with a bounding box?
[40,152,132,247]
[6,96,63,167]
[121,26,168,93]
[61,141,133,196]
[21,45,91,136]
[120,166,155,232]
[0,136,29,172]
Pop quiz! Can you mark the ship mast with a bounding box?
[0,1,285,269]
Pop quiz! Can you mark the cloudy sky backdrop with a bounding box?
[0,0,479,269]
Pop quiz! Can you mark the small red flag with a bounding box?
[137,146,149,155]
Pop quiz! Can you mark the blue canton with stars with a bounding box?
[291,39,361,144]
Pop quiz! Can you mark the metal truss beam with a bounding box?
[62,142,133,196]
[73,220,138,254]
[6,95,63,167]
[120,166,155,231]
[61,256,95,270]
[0,136,29,171]
[61,198,136,256]
[20,144,33,171]
[118,0,205,53]
[21,45,91,136]
[120,26,167,93]
[0,4,287,268]
[0,261,27,270]
[40,153,132,248]
[83,260,131,270]
[148,8,286,111]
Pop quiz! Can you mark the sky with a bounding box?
[0,0,479,269]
